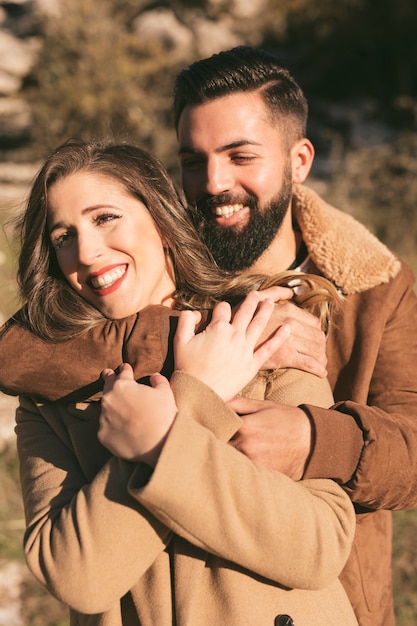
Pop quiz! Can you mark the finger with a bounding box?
[149,372,170,388]
[101,368,117,393]
[116,363,135,380]
[175,310,202,346]
[101,363,134,393]
[278,300,322,329]
[257,286,294,302]
[253,322,291,367]
[280,321,327,370]
[101,368,115,380]
[227,396,266,415]
[291,353,327,378]
[210,300,232,324]
[231,291,262,332]
[293,329,328,368]
[246,298,280,345]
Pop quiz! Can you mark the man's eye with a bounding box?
[232,154,255,163]
[181,157,204,171]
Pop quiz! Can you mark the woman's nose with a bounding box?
[77,232,103,266]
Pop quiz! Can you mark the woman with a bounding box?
[0,139,357,625]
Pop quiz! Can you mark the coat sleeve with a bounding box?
[303,262,417,509]
[128,372,356,591]
[16,395,171,614]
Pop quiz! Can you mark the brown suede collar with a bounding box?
[293,185,401,293]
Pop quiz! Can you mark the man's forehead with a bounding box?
[178,96,280,152]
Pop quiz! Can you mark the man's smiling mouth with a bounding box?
[213,204,244,218]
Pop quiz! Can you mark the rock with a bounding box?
[230,0,268,19]
[193,17,242,59]
[133,8,195,61]
[0,97,31,142]
[0,31,34,82]
[34,0,61,17]
[0,560,24,626]
[0,68,22,95]
[0,161,38,183]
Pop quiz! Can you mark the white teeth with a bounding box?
[91,266,126,289]
[213,204,243,218]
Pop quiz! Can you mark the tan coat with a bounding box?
[15,360,357,625]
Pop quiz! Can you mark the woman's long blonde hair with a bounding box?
[16,139,341,342]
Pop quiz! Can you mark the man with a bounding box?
[173,45,417,626]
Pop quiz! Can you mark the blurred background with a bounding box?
[0,0,416,624]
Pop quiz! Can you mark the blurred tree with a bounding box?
[25,0,181,163]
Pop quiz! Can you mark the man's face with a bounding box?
[178,91,293,271]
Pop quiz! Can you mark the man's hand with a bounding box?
[228,396,313,480]
[259,300,327,377]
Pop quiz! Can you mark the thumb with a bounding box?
[175,310,202,347]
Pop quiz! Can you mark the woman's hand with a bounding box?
[98,364,177,467]
[174,291,291,401]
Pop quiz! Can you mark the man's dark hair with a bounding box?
[173,45,308,142]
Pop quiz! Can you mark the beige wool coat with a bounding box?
[13,356,357,625]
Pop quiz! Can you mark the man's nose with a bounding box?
[204,159,234,196]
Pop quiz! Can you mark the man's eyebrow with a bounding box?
[178,140,261,156]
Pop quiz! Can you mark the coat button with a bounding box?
[274,616,295,626]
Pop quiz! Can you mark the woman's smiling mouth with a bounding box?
[89,265,127,292]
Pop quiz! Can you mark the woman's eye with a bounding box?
[51,233,72,249]
[94,213,121,225]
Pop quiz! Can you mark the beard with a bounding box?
[189,168,293,272]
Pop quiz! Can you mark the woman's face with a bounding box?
[47,171,175,319]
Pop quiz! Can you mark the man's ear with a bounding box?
[290,138,315,184]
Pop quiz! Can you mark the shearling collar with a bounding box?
[293,185,401,294]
